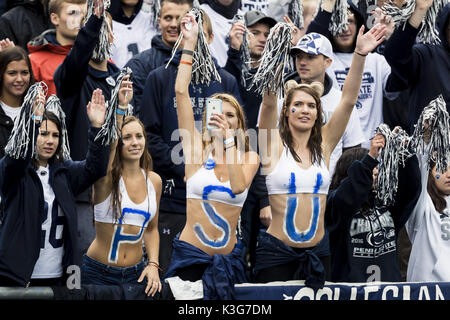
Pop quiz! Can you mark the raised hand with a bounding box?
[0,38,15,52]
[369,132,385,159]
[229,21,246,51]
[208,113,234,141]
[180,13,198,46]
[32,86,46,120]
[93,0,104,18]
[355,23,386,55]
[118,75,133,107]
[87,89,106,128]
[284,15,302,46]
[371,7,395,40]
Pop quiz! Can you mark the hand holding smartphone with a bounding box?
[206,98,223,130]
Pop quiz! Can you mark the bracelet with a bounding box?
[180,60,193,66]
[147,261,163,271]
[32,114,43,121]
[182,49,194,56]
[116,108,126,115]
[224,143,236,150]
[223,137,234,145]
[117,104,129,110]
[354,50,368,57]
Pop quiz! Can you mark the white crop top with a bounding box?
[186,156,248,207]
[266,148,331,195]
[94,170,157,227]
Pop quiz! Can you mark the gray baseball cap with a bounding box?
[244,10,277,28]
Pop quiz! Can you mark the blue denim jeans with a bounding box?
[81,254,145,286]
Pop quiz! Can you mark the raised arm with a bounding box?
[174,13,203,177]
[92,77,133,204]
[258,90,283,171]
[322,24,386,158]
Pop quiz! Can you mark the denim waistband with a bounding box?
[83,254,144,276]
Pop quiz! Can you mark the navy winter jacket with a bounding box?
[54,14,120,161]
[139,53,242,214]
[0,126,109,287]
[383,3,450,134]
[124,35,175,115]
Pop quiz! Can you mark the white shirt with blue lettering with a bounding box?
[405,150,450,282]
[31,165,65,279]
[326,52,396,149]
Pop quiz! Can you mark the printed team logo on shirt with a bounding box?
[349,207,396,258]
[335,68,374,109]
[440,214,450,241]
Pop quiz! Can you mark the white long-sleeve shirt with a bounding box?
[406,150,450,282]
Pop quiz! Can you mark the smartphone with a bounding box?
[206,98,222,130]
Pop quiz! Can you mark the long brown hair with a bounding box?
[279,80,324,164]
[201,93,250,161]
[427,160,448,214]
[110,116,153,221]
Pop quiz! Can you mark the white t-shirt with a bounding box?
[0,100,21,121]
[111,10,159,69]
[200,4,243,68]
[31,165,65,279]
[241,0,270,14]
[326,52,397,149]
[405,150,450,282]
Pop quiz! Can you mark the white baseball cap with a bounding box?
[291,32,333,58]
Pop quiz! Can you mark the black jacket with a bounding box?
[0,126,109,287]
[0,0,51,51]
[54,14,120,161]
[383,3,450,134]
[0,106,14,159]
[325,154,421,282]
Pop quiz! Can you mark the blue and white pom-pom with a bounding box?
[382,0,448,44]
[4,82,48,160]
[328,0,350,36]
[409,95,450,173]
[95,67,133,145]
[166,7,221,86]
[289,0,305,29]
[232,14,252,87]
[44,95,71,160]
[248,22,294,97]
[375,124,413,207]
[86,0,112,61]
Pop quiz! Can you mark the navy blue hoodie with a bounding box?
[124,35,175,116]
[0,125,109,286]
[139,52,242,214]
[54,14,120,161]
[326,154,421,282]
[383,3,450,134]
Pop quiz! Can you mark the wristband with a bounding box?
[118,104,129,110]
[182,49,194,56]
[180,60,193,66]
[116,108,126,115]
[147,261,163,271]
[354,50,368,57]
[224,137,234,145]
[32,114,43,121]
